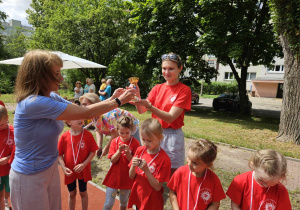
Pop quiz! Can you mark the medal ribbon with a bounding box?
[250,171,270,210]
[137,147,160,174]
[187,169,207,210]
[70,130,84,165]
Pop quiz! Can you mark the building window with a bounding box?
[207,61,215,67]
[247,73,256,81]
[269,65,284,72]
[224,72,234,80]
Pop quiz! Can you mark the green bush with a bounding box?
[203,81,238,95]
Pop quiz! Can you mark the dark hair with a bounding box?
[189,139,218,167]
[74,99,81,106]
[0,105,8,119]
[117,116,135,132]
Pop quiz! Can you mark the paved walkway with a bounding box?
[59,167,120,210]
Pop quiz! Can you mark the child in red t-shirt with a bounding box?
[168,139,226,210]
[0,105,14,209]
[58,119,98,210]
[128,118,171,210]
[102,116,140,210]
[226,149,292,210]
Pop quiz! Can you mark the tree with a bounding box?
[27,0,134,89]
[130,0,281,113]
[129,0,218,97]
[269,0,300,144]
[0,0,8,59]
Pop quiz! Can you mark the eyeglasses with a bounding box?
[161,54,180,62]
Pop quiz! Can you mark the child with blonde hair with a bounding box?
[226,149,292,209]
[102,116,140,210]
[99,78,107,93]
[128,118,171,210]
[168,139,226,210]
[0,105,14,209]
[58,119,99,210]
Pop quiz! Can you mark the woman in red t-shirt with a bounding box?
[134,53,191,176]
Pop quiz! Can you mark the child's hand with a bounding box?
[63,167,73,176]
[139,159,149,172]
[124,145,130,154]
[0,157,9,165]
[118,143,126,152]
[132,157,142,167]
[73,163,86,173]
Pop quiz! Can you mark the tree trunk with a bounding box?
[277,35,300,144]
[238,66,250,114]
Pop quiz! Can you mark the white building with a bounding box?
[1,19,34,37]
[216,57,284,98]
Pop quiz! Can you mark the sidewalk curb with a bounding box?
[213,141,300,163]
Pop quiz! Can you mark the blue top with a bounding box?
[84,84,90,94]
[100,85,111,101]
[12,92,70,175]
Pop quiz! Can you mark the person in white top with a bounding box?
[74,81,84,99]
[88,79,96,93]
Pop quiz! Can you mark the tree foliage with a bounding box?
[130,0,281,114]
[27,0,134,89]
[0,0,8,59]
[269,0,300,144]
[128,0,218,96]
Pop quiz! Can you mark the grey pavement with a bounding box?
[193,96,282,118]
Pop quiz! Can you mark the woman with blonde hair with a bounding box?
[10,50,135,210]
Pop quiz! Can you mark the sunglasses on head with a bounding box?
[161,54,180,62]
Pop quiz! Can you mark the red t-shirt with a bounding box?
[226,171,292,210]
[58,129,99,185]
[102,136,140,189]
[167,165,226,210]
[0,125,14,176]
[127,146,171,210]
[147,82,191,129]
[0,100,5,107]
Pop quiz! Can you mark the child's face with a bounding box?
[118,127,131,141]
[0,116,8,130]
[68,119,84,129]
[254,167,282,187]
[186,150,208,177]
[141,131,161,152]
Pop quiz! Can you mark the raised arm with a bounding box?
[57,88,135,120]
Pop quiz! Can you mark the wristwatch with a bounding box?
[115,98,121,107]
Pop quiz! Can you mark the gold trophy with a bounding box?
[129,77,140,102]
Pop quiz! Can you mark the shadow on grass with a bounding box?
[186,106,279,132]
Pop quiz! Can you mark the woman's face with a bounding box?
[76,82,81,87]
[81,98,92,107]
[162,60,182,85]
[49,65,63,93]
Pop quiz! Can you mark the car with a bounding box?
[191,91,199,104]
[212,93,252,111]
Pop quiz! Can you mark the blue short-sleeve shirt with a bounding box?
[12,92,70,175]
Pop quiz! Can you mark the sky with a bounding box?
[1,0,32,26]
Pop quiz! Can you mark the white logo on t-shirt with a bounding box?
[78,141,85,150]
[200,188,212,204]
[4,137,14,147]
[149,164,156,174]
[263,199,276,210]
[170,95,177,103]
